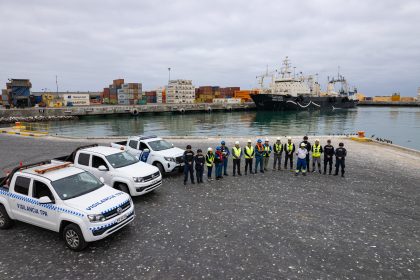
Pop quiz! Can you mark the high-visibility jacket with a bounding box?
[255,144,264,158]
[206,153,215,166]
[312,144,322,157]
[232,146,242,159]
[263,144,272,157]
[244,146,254,159]
[273,143,283,154]
[285,143,295,152]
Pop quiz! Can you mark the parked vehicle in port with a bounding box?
[111,135,185,174]
[0,161,134,251]
[53,145,162,196]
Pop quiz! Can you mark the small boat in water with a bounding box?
[250,57,358,110]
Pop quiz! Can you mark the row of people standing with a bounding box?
[182,137,347,184]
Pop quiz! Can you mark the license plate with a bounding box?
[116,214,127,223]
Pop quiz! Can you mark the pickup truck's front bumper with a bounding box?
[133,176,162,195]
[83,204,135,242]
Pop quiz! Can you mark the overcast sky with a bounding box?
[1,0,419,96]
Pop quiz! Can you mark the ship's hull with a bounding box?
[250,94,357,110]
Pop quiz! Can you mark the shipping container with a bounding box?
[118,99,130,105]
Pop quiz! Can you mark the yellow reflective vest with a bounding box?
[287,143,294,152]
[244,146,254,159]
[232,146,241,158]
[206,153,215,167]
[312,144,322,157]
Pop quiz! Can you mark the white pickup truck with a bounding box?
[0,161,135,251]
[111,135,185,174]
[53,145,162,196]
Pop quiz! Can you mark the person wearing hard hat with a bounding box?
[323,139,335,175]
[254,139,264,173]
[243,139,254,175]
[272,137,283,171]
[300,136,312,172]
[220,140,230,176]
[194,149,205,183]
[284,137,295,170]
[262,139,272,171]
[231,141,242,176]
[205,147,215,181]
[311,139,323,173]
[214,146,224,180]
[295,142,308,176]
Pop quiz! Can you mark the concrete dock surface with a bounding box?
[0,134,419,279]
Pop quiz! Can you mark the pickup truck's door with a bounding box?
[10,175,33,222]
[31,179,59,231]
[90,155,113,184]
[139,142,153,164]
[127,140,141,159]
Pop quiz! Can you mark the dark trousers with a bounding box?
[184,164,194,183]
[216,163,223,178]
[196,168,203,183]
[233,158,241,175]
[284,153,293,169]
[245,158,253,174]
[223,158,229,175]
[273,153,282,169]
[207,166,213,179]
[306,155,310,172]
[255,156,263,172]
[324,157,333,174]
[335,158,345,175]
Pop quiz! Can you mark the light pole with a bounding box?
[168,67,171,83]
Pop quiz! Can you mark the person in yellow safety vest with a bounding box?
[243,139,254,175]
[262,139,272,171]
[205,147,215,181]
[231,141,242,176]
[311,139,323,173]
[272,137,283,171]
[283,137,295,170]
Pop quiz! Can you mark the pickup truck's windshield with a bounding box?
[51,172,103,200]
[106,152,138,168]
[148,140,172,151]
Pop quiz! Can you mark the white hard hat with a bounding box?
[208,147,213,151]
[235,141,239,145]
[315,139,320,142]
[276,137,281,141]
[300,143,306,147]
[287,137,292,140]
[265,138,269,142]
[247,139,252,143]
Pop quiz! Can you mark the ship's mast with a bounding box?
[280,56,292,79]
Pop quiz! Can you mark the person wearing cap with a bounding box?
[220,140,230,176]
[232,141,242,176]
[284,137,295,170]
[300,136,312,172]
[194,149,205,184]
[311,139,323,173]
[295,143,308,176]
[243,139,254,175]
[262,139,272,171]
[323,139,335,175]
[183,145,195,185]
[254,139,264,173]
[272,137,283,171]
[334,142,347,177]
[214,146,224,180]
[206,147,215,181]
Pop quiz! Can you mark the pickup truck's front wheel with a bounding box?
[0,205,13,229]
[63,224,88,251]
[116,183,130,194]
[154,162,165,175]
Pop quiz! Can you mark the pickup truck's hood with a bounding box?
[64,185,130,214]
[117,161,159,177]
[153,147,184,158]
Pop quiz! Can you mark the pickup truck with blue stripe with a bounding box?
[0,161,135,251]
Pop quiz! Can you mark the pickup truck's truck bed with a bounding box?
[114,141,127,145]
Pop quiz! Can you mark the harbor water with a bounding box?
[47,107,420,150]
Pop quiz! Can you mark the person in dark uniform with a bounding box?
[194,149,205,184]
[183,145,195,185]
[284,137,295,170]
[220,140,230,176]
[323,139,335,175]
[334,142,347,177]
[300,136,312,172]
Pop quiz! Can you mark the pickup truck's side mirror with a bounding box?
[39,196,53,204]
[99,177,105,183]
[143,149,150,153]
[172,143,174,147]
[98,165,108,171]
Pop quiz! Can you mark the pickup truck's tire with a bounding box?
[0,205,13,229]
[116,183,130,195]
[154,162,165,175]
[63,224,88,251]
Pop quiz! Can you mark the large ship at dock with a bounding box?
[250,57,358,110]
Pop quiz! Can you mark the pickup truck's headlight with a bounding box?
[87,214,106,222]
[164,157,176,162]
[133,177,145,183]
